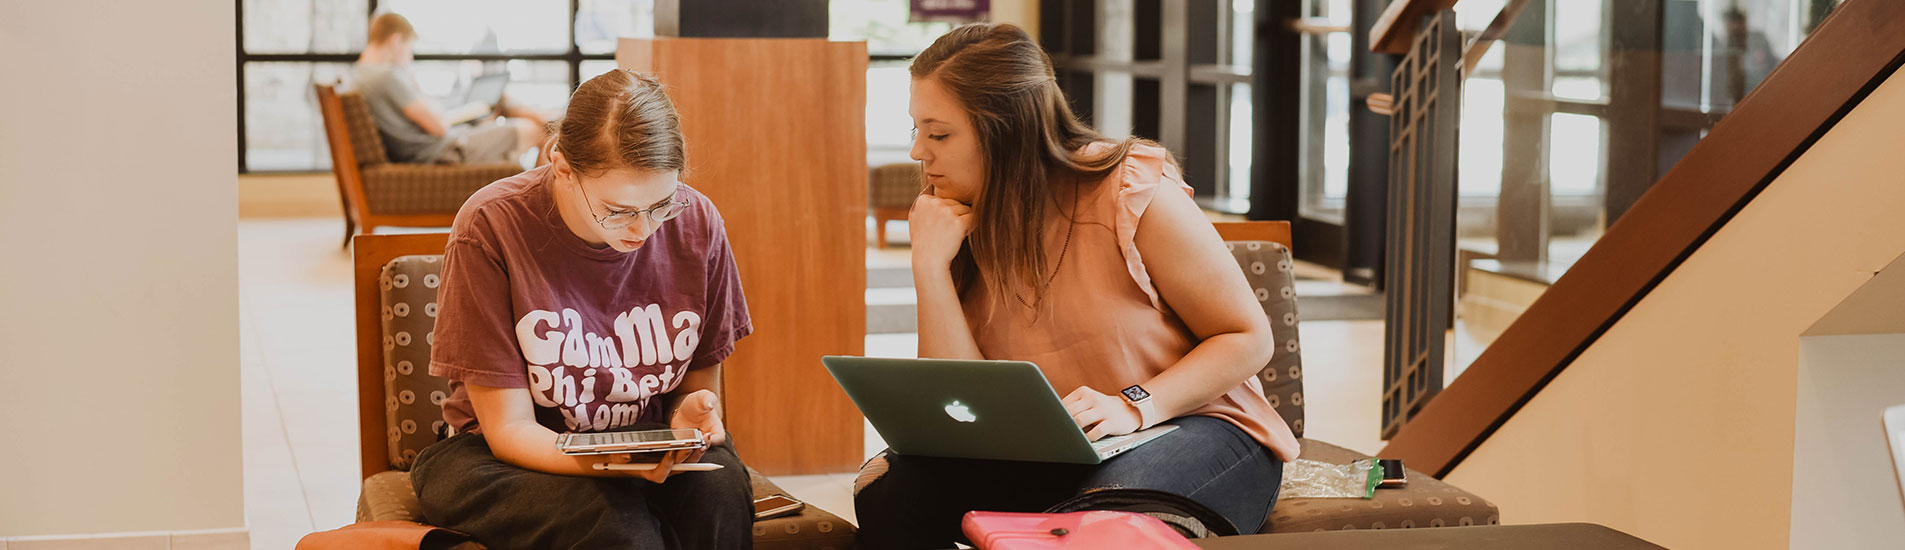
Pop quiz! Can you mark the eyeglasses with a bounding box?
[578,181,690,232]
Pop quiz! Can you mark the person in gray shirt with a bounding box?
[353,12,546,165]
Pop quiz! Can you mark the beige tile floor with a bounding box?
[239,214,1386,548]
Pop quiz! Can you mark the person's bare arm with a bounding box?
[468,383,686,480]
[911,192,985,360]
[1126,184,1276,419]
[401,99,451,137]
[497,94,549,128]
[1065,183,1276,439]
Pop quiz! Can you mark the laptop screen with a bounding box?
[464,73,508,107]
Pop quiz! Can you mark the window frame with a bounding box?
[237,0,924,173]
[237,0,620,173]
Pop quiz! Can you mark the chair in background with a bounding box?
[315,83,523,248]
[868,162,923,248]
[350,233,859,549]
[1213,221,1501,533]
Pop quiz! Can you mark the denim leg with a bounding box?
[1076,416,1283,534]
[854,450,1093,549]
[646,443,754,550]
[411,432,668,549]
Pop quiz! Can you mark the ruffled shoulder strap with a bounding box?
[1109,143,1193,311]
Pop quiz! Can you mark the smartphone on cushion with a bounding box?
[1378,458,1408,489]
[753,495,805,521]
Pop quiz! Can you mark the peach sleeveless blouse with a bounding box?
[962,143,1301,461]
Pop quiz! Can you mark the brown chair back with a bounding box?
[317,83,375,239]
[869,162,924,210]
[1213,220,1293,248]
[352,233,452,479]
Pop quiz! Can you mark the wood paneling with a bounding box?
[1381,0,1905,477]
[619,38,868,475]
[352,233,452,479]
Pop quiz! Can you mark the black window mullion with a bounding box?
[569,0,581,91]
[236,0,247,173]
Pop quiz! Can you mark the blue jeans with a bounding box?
[410,431,753,550]
[854,415,1282,549]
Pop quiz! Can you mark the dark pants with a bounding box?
[410,432,753,550]
[854,415,1283,549]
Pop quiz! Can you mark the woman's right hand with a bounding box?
[910,190,975,270]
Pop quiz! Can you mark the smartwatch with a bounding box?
[1121,385,1159,429]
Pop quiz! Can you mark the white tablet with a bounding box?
[557,428,706,456]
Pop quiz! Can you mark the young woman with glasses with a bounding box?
[410,69,755,549]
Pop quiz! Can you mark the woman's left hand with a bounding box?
[1062,386,1142,441]
[670,389,726,463]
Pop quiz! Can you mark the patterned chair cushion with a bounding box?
[380,255,452,470]
[1265,439,1500,533]
[338,92,390,166]
[869,162,924,210]
[360,163,523,216]
[357,469,859,549]
[1225,241,1305,438]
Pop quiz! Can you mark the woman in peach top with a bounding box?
[852,23,1301,548]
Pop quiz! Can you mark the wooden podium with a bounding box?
[618,38,868,475]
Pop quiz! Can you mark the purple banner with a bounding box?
[911,0,990,23]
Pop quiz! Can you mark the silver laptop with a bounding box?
[823,356,1178,464]
[442,73,510,126]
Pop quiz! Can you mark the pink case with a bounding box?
[960,511,1200,550]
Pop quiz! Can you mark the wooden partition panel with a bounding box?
[619,38,868,474]
[1381,11,1459,440]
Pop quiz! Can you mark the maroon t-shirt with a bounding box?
[430,165,751,435]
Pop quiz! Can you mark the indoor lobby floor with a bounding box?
[238,197,1386,548]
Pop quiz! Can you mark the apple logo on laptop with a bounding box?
[944,400,977,423]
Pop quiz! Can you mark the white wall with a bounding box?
[1791,333,1905,549]
[1442,68,1905,549]
[0,0,242,537]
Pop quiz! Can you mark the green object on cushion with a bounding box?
[1363,459,1383,500]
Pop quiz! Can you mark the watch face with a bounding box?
[1122,385,1151,402]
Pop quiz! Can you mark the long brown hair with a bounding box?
[547,69,686,177]
[912,23,1163,312]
